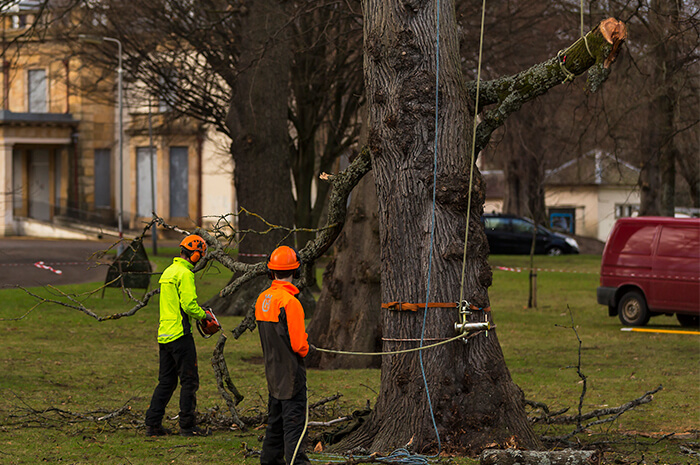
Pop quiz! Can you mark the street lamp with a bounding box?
[79,34,124,254]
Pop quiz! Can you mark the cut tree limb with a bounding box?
[480,449,599,465]
[467,17,627,154]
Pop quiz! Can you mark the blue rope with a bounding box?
[418,0,442,456]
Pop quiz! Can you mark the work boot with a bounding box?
[180,425,210,437]
[146,425,172,437]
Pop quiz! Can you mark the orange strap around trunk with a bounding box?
[381,302,491,312]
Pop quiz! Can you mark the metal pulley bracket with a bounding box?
[455,300,490,343]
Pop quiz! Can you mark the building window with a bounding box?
[137,146,157,217]
[11,15,27,29]
[615,204,639,219]
[94,149,111,208]
[27,69,47,113]
[549,208,576,234]
[169,146,189,217]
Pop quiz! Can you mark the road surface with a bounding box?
[0,238,112,289]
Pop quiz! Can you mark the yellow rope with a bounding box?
[315,332,471,356]
[459,0,488,307]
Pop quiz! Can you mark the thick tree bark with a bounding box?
[306,171,382,369]
[207,0,299,316]
[334,0,539,454]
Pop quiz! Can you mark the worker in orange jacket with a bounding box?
[255,246,311,465]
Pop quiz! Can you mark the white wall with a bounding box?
[200,129,235,227]
[597,186,640,241]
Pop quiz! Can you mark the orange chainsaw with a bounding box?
[197,307,221,338]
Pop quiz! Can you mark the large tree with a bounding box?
[330,1,626,453]
[57,0,366,312]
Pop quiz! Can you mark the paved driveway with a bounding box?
[0,238,112,289]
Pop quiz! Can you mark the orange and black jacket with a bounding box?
[255,280,309,400]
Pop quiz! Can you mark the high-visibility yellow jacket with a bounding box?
[157,257,205,344]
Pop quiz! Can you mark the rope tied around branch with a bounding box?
[557,50,576,83]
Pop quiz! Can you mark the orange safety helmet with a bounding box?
[180,234,207,263]
[267,245,300,271]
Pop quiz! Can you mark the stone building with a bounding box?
[0,0,234,238]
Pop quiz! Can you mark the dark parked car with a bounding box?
[481,213,580,255]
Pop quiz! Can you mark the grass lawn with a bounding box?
[0,250,697,464]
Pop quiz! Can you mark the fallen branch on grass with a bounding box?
[479,449,600,465]
[311,394,343,410]
[17,284,159,321]
[533,308,663,443]
[524,398,570,422]
[308,416,352,427]
[210,332,246,430]
[6,393,137,428]
[537,385,663,427]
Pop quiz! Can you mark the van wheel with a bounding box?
[677,313,700,327]
[547,247,563,256]
[618,291,650,326]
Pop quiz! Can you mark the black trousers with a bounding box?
[144,333,199,429]
[261,387,310,465]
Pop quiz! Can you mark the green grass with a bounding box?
[0,252,698,464]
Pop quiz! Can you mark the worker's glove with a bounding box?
[202,308,214,322]
[308,343,318,356]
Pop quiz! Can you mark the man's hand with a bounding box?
[308,343,318,356]
[202,308,214,322]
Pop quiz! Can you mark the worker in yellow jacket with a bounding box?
[145,235,211,437]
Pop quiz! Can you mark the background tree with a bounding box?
[57,0,366,312]
[583,0,699,216]
[306,168,382,370]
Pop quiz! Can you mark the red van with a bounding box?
[597,217,700,327]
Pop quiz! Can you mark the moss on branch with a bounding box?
[466,18,627,153]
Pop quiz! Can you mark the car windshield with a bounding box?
[512,218,535,234]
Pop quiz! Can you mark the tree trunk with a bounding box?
[336,0,539,454]
[306,171,382,369]
[640,0,680,217]
[208,0,300,315]
[500,103,550,226]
